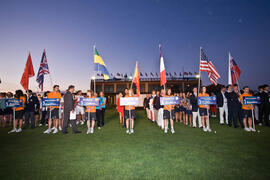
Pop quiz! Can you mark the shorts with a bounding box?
[186,110,192,115]
[199,108,208,116]
[243,109,252,118]
[179,106,185,112]
[15,110,24,119]
[5,108,13,115]
[163,109,175,120]
[85,112,96,121]
[76,106,85,115]
[50,108,59,119]
[124,110,135,119]
[174,106,180,112]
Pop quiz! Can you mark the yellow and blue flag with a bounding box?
[94,46,111,80]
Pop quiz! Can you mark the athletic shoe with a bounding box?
[98,127,101,130]
[250,128,256,132]
[16,128,22,133]
[44,128,51,134]
[258,123,262,126]
[126,129,130,134]
[51,127,56,131]
[244,127,251,132]
[53,128,58,134]
[203,127,207,132]
[199,126,203,128]
[87,129,91,134]
[39,124,43,127]
[171,128,175,134]
[59,126,62,131]
[164,128,168,133]
[207,128,212,132]
[8,128,17,134]
[90,128,94,134]
[130,129,134,134]
[193,125,196,128]
[45,124,48,126]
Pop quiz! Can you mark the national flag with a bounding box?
[132,62,140,96]
[159,44,167,86]
[36,50,50,91]
[174,72,177,76]
[199,48,220,85]
[140,72,143,77]
[94,46,111,80]
[150,72,154,77]
[179,72,182,76]
[228,52,241,85]
[145,73,148,77]
[20,53,35,91]
[169,72,172,77]
[156,72,158,77]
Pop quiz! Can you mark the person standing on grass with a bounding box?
[58,94,64,131]
[75,90,85,125]
[4,92,13,127]
[198,86,211,132]
[163,88,175,134]
[125,89,136,134]
[8,90,26,133]
[0,93,5,128]
[174,93,180,123]
[96,91,106,129]
[143,94,151,120]
[116,92,124,126]
[229,84,244,128]
[217,85,228,125]
[190,87,201,128]
[149,90,156,122]
[210,92,217,118]
[154,91,162,127]
[39,91,49,127]
[23,90,39,129]
[239,86,255,132]
[260,84,269,127]
[86,90,97,134]
[185,99,193,127]
[44,85,61,134]
[62,85,81,134]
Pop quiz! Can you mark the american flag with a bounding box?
[36,50,50,91]
[200,48,220,85]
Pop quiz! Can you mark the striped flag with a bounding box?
[94,46,111,80]
[36,50,50,91]
[132,62,140,96]
[200,48,220,85]
[228,52,241,85]
[159,44,167,86]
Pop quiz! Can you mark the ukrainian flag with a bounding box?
[94,46,111,80]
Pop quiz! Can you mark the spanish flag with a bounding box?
[132,62,140,96]
[94,46,111,80]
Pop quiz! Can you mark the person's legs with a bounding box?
[62,111,69,133]
[24,111,30,128]
[224,104,228,124]
[70,120,79,133]
[219,107,225,124]
[248,117,253,129]
[96,109,101,128]
[30,111,35,128]
[101,109,105,126]
[192,111,198,127]
[19,119,23,129]
[263,107,269,126]
[232,107,238,128]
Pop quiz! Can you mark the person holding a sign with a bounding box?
[9,90,25,133]
[240,86,255,132]
[163,88,175,134]
[86,90,97,134]
[124,89,136,134]
[116,92,124,126]
[44,85,61,134]
[198,86,211,132]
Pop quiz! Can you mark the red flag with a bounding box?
[132,62,140,96]
[159,44,167,86]
[20,53,35,90]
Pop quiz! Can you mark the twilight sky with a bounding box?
[0,0,269,92]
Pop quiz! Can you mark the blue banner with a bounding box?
[5,98,23,108]
[198,96,216,105]
[79,98,100,106]
[160,96,180,105]
[0,99,6,109]
[120,97,139,106]
[42,98,61,107]
[243,96,261,105]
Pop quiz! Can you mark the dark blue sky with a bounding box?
[0,0,269,92]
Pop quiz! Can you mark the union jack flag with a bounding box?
[200,48,220,85]
[36,50,50,91]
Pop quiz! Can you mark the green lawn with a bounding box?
[0,108,269,180]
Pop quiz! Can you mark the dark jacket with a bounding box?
[261,91,269,109]
[64,91,74,112]
[143,97,150,109]
[25,95,39,112]
[226,91,241,108]
[190,93,198,112]
[216,91,225,107]
[154,95,162,110]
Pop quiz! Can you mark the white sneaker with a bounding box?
[164,128,168,133]
[39,124,43,127]
[207,128,212,132]
[8,128,17,134]
[16,128,22,133]
[90,128,94,134]
[44,128,51,134]
[130,129,134,134]
[244,127,251,132]
[249,128,256,132]
[98,127,101,130]
[58,126,62,131]
[171,128,175,134]
[126,129,130,134]
[53,128,58,134]
[45,124,48,126]
[87,129,91,134]
[51,127,56,131]
[258,123,262,126]
[203,127,207,132]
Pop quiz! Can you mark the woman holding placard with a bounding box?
[198,86,211,132]
[86,90,97,134]
[124,89,135,134]
[163,88,175,134]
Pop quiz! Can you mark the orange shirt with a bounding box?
[47,91,61,109]
[85,96,96,113]
[240,93,253,110]
[198,93,209,108]
[125,95,135,110]
[163,95,175,110]
[15,96,26,111]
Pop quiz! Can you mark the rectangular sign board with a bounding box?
[5,98,23,108]
[79,98,100,106]
[120,97,139,106]
[160,96,180,105]
[198,96,216,105]
[243,96,261,105]
[42,98,61,107]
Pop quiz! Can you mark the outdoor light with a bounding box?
[195,74,200,79]
[129,76,133,80]
[91,76,96,80]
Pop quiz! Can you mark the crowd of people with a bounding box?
[0,83,269,135]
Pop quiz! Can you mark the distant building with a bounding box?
[91,77,200,105]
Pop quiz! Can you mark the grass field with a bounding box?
[0,108,270,180]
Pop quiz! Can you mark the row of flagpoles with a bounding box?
[95,72,198,78]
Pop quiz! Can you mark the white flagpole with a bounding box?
[228,52,232,85]
[198,47,202,94]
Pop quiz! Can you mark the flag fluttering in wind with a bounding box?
[159,44,167,87]
[228,52,241,85]
[200,48,220,85]
[94,46,111,80]
[132,62,140,96]
[36,50,50,91]
[21,53,35,91]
